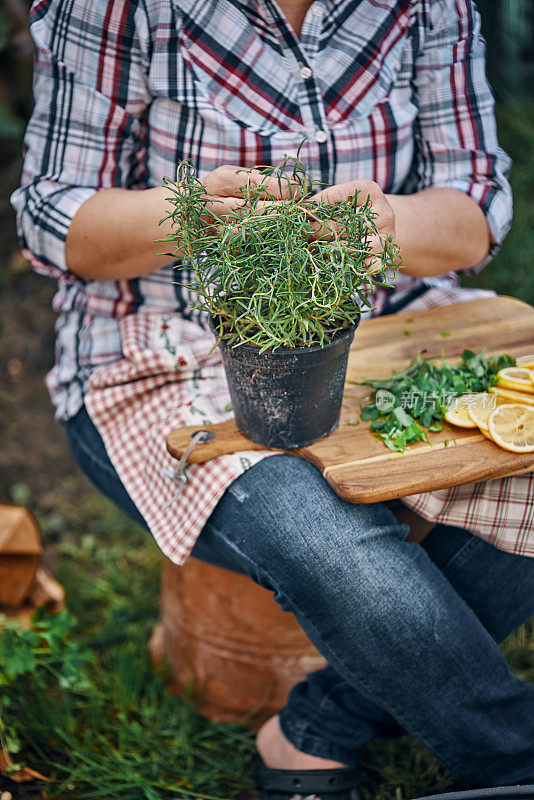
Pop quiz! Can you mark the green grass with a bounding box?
[2,490,533,800]
[1,497,259,800]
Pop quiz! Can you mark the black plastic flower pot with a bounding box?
[212,319,360,449]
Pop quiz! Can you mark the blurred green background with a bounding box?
[464,0,534,303]
[0,4,532,800]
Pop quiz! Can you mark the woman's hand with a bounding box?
[66,166,297,281]
[201,165,299,220]
[312,180,491,277]
[310,179,396,256]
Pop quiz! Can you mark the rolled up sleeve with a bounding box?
[403,0,513,270]
[11,0,151,280]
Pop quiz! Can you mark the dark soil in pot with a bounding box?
[212,319,360,449]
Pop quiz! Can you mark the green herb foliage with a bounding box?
[360,349,515,451]
[159,156,400,351]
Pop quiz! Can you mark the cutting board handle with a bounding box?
[166,419,277,463]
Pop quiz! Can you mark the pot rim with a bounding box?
[209,315,360,357]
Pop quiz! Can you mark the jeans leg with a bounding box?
[63,406,149,530]
[421,522,534,642]
[63,407,534,784]
[201,455,534,785]
[276,523,534,773]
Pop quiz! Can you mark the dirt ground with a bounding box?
[0,164,96,552]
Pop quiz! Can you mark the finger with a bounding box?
[311,179,383,206]
[203,195,245,218]
[319,235,382,258]
[233,171,302,200]
[204,165,300,200]
[202,166,262,197]
[363,235,402,273]
[205,197,282,220]
[259,173,303,200]
[367,234,385,257]
[308,216,338,241]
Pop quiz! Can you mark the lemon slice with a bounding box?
[444,393,479,428]
[466,392,498,431]
[488,404,534,453]
[496,367,534,394]
[516,354,534,370]
[488,386,534,406]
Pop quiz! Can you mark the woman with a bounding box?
[12,0,534,797]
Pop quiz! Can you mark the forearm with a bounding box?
[387,187,491,278]
[65,186,174,280]
[64,164,291,280]
[66,183,492,282]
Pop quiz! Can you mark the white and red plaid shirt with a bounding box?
[13,0,532,561]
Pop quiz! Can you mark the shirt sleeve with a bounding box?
[402,0,513,270]
[11,0,151,280]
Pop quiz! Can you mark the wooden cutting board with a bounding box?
[167,296,534,502]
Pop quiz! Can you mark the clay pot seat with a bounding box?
[152,557,325,725]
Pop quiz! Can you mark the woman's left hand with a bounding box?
[310,179,396,256]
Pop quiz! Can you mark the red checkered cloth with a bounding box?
[85,312,279,564]
[85,286,534,564]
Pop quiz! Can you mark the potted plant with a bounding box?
[160,156,400,449]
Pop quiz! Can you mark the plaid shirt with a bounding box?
[13,0,530,562]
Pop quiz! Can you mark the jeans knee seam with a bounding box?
[201,523,272,586]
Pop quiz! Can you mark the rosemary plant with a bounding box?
[159,156,401,350]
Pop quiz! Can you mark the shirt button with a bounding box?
[300,66,312,80]
[315,129,328,143]
[312,4,323,16]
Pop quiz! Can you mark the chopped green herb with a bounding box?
[440,331,452,338]
[360,349,515,452]
[404,330,412,336]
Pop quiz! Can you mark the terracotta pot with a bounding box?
[157,557,326,726]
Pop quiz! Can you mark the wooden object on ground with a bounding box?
[4,567,66,628]
[0,505,42,607]
[167,296,534,502]
[0,747,48,783]
[155,557,326,726]
[0,505,64,625]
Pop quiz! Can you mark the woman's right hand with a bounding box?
[65,165,296,282]
[200,165,298,219]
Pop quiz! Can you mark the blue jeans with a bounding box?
[64,406,534,787]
